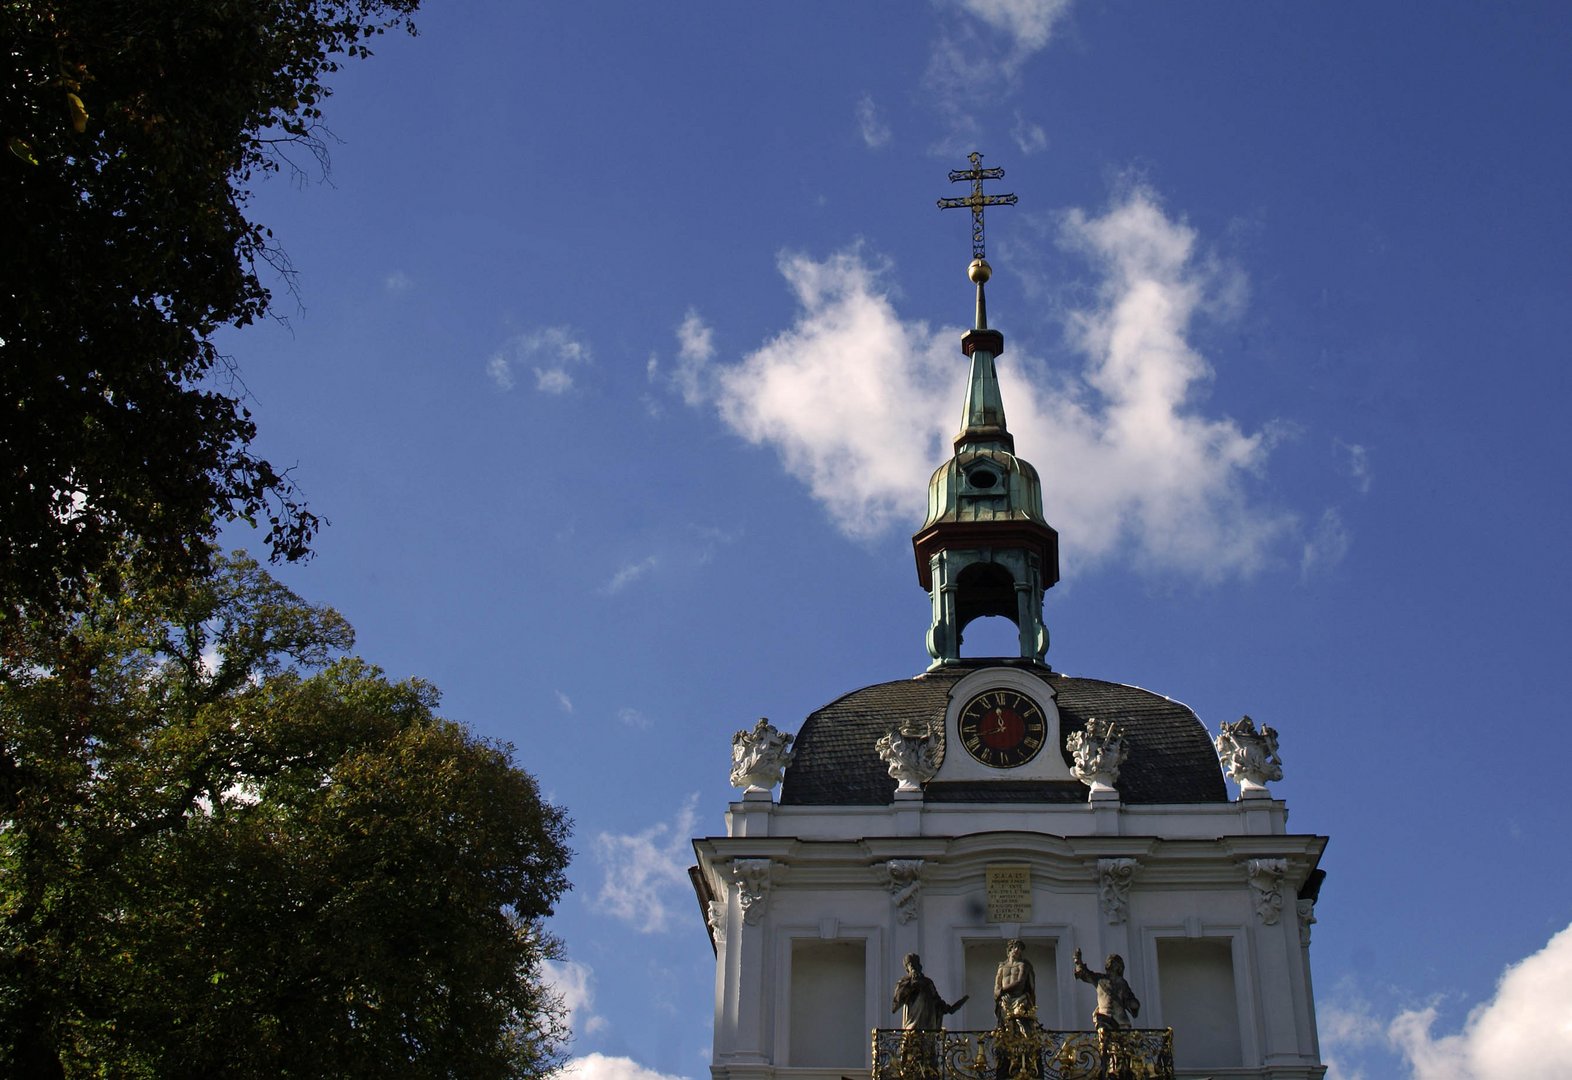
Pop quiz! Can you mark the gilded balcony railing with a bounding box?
[871,1026,1174,1080]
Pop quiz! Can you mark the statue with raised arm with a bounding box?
[892,953,968,1030]
[892,954,968,1080]
[993,939,1037,1034]
[1072,949,1141,1032]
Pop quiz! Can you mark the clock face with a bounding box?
[957,688,1049,769]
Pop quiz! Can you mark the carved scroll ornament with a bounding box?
[1247,858,1288,926]
[1098,858,1139,924]
[730,859,773,925]
[886,859,924,924]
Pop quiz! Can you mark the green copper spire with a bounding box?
[955,257,1013,453]
[916,154,1059,669]
[938,152,1017,454]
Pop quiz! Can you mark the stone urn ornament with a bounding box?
[730,718,794,793]
[1067,716,1128,797]
[1214,715,1283,797]
[876,720,940,792]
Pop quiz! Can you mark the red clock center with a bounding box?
[979,708,1024,748]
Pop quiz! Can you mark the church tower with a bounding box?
[693,156,1327,1080]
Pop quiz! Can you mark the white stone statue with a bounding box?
[875,721,940,791]
[1067,716,1128,795]
[730,717,794,792]
[1215,715,1283,796]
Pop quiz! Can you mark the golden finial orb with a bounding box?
[968,258,992,284]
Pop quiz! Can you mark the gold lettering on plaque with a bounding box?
[986,865,1032,922]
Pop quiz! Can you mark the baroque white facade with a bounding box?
[692,678,1326,1080]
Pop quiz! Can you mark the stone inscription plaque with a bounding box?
[986,865,1032,922]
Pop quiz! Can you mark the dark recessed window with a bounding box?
[969,469,998,490]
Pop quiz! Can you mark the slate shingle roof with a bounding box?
[778,663,1227,806]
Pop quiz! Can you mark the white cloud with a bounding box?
[536,367,574,394]
[1011,111,1048,154]
[714,245,954,540]
[542,959,608,1037]
[648,312,716,409]
[617,706,652,730]
[1301,508,1351,580]
[554,1054,691,1080]
[1039,187,1292,577]
[555,690,574,714]
[486,326,592,393]
[383,270,413,293]
[709,186,1296,579]
[673,309,716,407]
[677,312,714,362]
[1318,994,1384,1080]
[594,526,739,597]
[924,44,984,157]
[926,0,1073,144]
[954,0,1073,55]
[856,93,893,148]
[689,523,742,563]
[601,555,659,595]
[1336,438,1372,494]
[486,353,515,391]
[1318,924,1572,1079]
[1387,923,1572,1080]
[593,796,699,934]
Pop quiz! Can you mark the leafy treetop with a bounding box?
[0,0,419,621]
[0,552,573,1079]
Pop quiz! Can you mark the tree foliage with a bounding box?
[0,0,419,620]
[0,553,573,1079]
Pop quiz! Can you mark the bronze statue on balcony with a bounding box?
[892,953,969,1030]
[993,939,1038,1034]
[1071,949,1141,1032]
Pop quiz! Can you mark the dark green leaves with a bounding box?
[1,553,572,1079]
[0,0,421,621]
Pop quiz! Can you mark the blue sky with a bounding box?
[216,4,1572,1078]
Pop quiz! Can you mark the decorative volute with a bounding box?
[916,155,1059,669]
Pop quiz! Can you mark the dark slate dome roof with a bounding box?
[779,663,1227,806]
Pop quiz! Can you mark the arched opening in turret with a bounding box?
[958,615,1019,657]
[954,561,1020,657]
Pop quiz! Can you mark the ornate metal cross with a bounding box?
[937,152,1018,261]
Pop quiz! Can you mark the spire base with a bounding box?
[961,329,1004,358]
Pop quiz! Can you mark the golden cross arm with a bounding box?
[937,151,1018,261]
[948,165,1006,183]
[936,193,1019,210]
